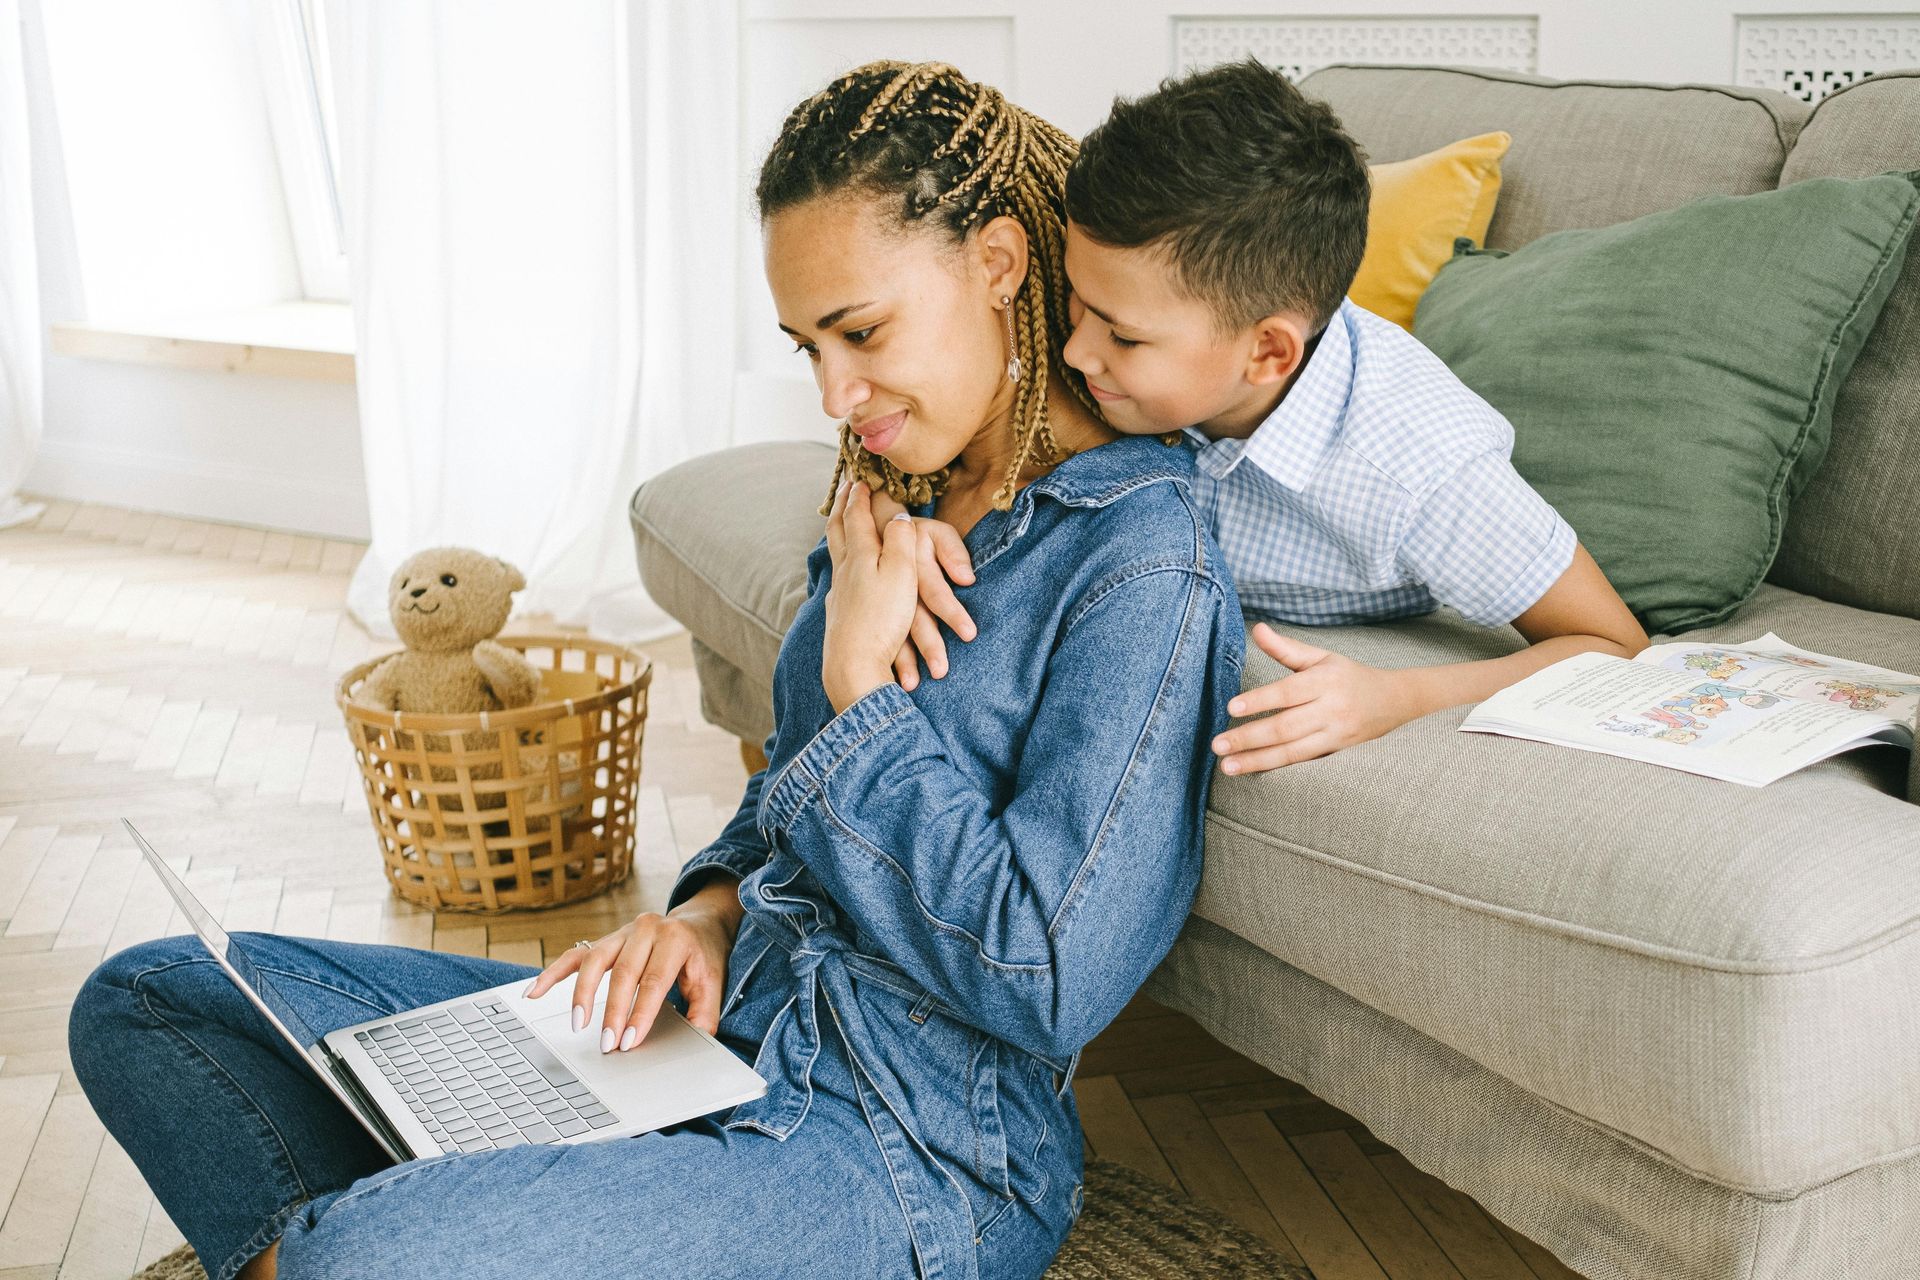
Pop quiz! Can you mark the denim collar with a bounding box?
[919,434,1193,572]
[1022,433,1192,507]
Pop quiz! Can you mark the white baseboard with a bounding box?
[24,437,371,540]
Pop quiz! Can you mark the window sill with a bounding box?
[49,301,356,382]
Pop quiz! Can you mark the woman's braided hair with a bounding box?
[757,61,1100,513]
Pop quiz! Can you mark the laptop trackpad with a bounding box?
[526,995,710,1085]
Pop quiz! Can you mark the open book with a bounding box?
[1459,633,1918,787]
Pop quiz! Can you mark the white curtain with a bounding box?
[0,0,45,531]
[331,1,739,641]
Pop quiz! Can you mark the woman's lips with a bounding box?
[852,410,907,454]
[1087,383,1126,403]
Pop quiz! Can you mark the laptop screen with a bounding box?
[130,825,326,1051]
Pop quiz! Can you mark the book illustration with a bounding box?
[1680,650,1757,681]
[1818,678,1918,712]
[1671,649,1827,681]
[1689,681,1783,709]
[1598,716,1698,744]
[1595,682,1762,746]
[1658,642,1917,716]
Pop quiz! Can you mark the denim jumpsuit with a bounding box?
[68,435,1243,1280]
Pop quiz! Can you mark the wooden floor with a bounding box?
[0,496,1587,1280]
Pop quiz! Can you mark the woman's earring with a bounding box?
[1001,296,1022,383]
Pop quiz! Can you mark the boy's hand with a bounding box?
[864,491,977,690]
[1212,623,1414,773]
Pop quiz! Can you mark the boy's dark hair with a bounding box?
[1066,58,1370,334]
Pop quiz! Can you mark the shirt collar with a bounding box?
[1201,297,1358,493]
[1021,433,1193,508]
[936,434,1193,575]
[910,434,1191,519]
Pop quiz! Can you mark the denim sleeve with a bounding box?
[665,750,775,913]
[758,564,1234,1063]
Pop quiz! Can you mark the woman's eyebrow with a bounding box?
[777,301,877,336]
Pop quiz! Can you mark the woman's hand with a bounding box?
[867,490,977,692]
[523,880,741,1053]
[823,480,920,712]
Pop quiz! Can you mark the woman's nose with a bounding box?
[819,357,870,421]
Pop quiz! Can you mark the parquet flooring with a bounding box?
[0,495,1586,1279]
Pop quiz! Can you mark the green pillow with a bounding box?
[1413,170,1920,635]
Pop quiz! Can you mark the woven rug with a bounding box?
[131,1157,1313,1279]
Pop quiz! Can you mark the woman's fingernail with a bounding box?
[1229,701,1243,715]
[620,1026,638,1051]
[600,1026,616,1053]
[1223,760,1240,774]
[522,980,537,998]
[572,1005,586,1033]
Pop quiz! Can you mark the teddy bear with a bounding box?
[355,547,541,716]
[354,548,546,846]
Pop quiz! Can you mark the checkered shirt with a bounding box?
[1184,298,1577,628]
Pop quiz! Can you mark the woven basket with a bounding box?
[336,635,651,913]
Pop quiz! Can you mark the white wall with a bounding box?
[20,0,1919,538]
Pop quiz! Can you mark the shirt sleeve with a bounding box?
[755,565,1240,1064]
[1397,449,1577,626]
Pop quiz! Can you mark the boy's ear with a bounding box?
[1244,312,1314,388]
[975,214,1031,303]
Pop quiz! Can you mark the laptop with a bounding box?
[124,819,767,1164]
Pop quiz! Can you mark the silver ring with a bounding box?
[573,939,593,951]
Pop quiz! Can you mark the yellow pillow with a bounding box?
[1349,131,1512,330]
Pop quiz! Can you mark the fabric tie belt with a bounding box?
[748,917,983,1280]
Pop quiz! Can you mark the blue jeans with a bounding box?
[69,933,1067,1280]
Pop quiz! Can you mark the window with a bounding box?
[255,0,349,301]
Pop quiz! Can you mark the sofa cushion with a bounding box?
[1768,69,1920,622]
[630,440,835,745]
[1297,65,1810,251]
[1202,584,1920,1193]
[1412,170,1920,634]
[1350,131,1510,330]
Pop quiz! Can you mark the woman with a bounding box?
[69,62,1243,1280]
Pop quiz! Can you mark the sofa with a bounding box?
[628,65,1920,1280]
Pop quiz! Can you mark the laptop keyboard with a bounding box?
[354,997,618,1154]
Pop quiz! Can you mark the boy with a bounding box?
[885,58,1647,774]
